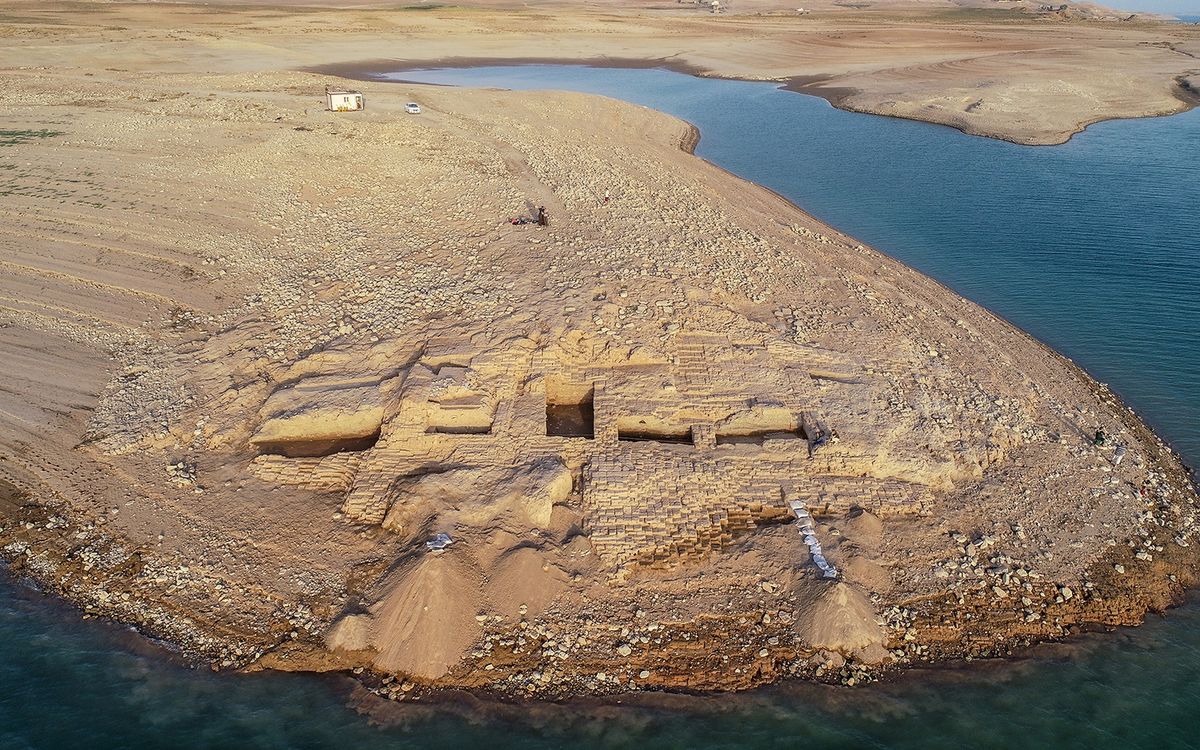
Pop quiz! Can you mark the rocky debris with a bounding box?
[165,460,197,487]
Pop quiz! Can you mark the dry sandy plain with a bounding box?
[1,0,1199,698]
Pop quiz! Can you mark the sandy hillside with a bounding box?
[0,1,1198,697]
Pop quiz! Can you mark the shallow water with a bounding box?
[3,66,1199,748]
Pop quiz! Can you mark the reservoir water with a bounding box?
[3,66,1199,748]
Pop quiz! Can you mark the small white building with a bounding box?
[325,90,365,112]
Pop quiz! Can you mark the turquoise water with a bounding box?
[3,66,1199,748]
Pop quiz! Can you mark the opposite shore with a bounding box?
[4,0,1189,145]
[318,53,1200,146]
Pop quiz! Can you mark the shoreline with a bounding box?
[5,548,1197,729]
[314,55,1200,147]
[4,453,1199,700]
[784,73,1200,147]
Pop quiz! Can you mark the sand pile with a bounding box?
[329,550,484,679]
[328,543,571,678]
[485,546,570,618]
[795,582,887,662]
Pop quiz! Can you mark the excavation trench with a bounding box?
[253,430,381,458]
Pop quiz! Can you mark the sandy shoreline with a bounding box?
[318,51,1200,146]
[1,0,1199,700]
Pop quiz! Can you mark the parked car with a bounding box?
[405,102,422,114]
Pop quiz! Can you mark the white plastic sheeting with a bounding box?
[788,500,838,578]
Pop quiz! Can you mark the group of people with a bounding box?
[510,205,549,226]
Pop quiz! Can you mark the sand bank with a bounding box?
[0,1,1198,698]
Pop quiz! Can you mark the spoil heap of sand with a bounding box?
[332,551,484,679]
[795,582,887,660]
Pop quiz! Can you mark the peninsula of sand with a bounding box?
[1,0,1198,698]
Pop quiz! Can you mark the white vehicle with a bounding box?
[405,102,422,114]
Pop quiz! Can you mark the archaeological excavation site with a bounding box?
[2,61,1198,700]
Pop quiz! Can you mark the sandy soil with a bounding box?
[0,1,1198,698]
